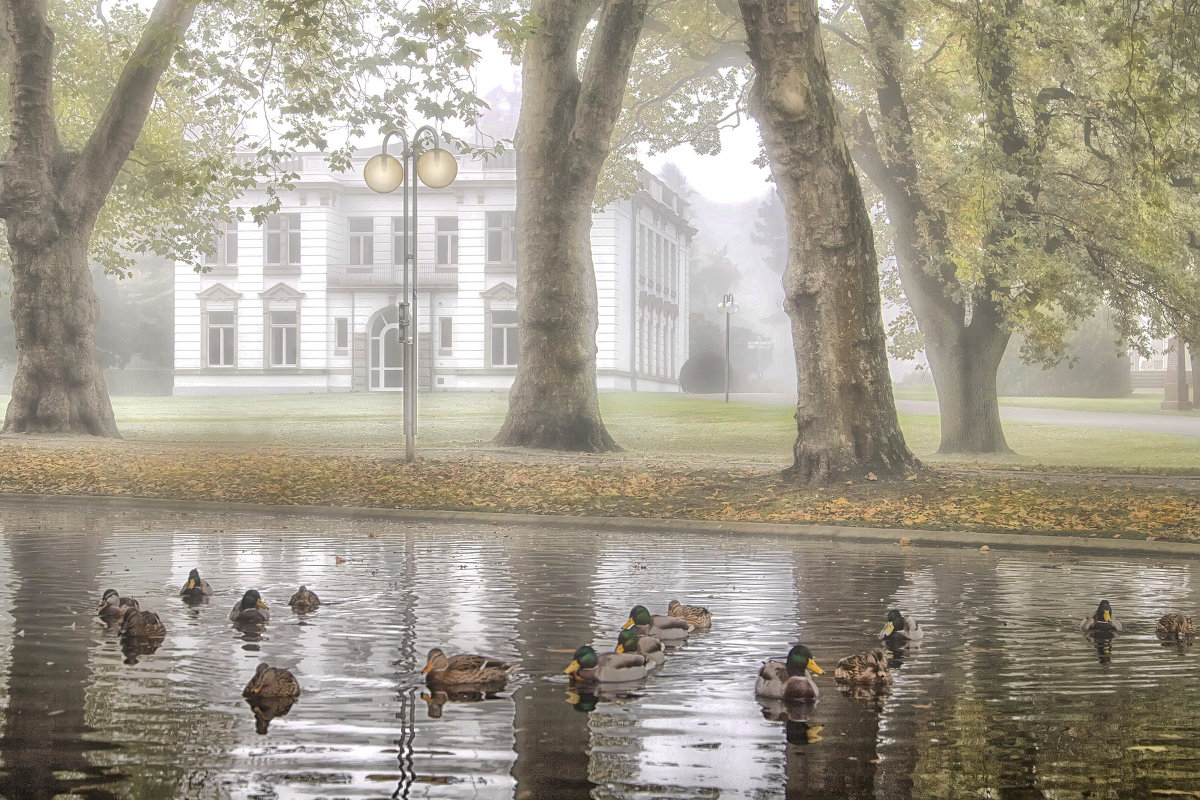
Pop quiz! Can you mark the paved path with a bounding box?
[896,400,1200,437]
[704,393,1200,437]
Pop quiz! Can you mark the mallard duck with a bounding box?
[617,628,665,669]
[230,589,270,624]
[667,599,713,629]
[756,644,823,701]
[179,568,213,600]
[880,609,924,646]
[243,663,301,699]
[1156,611,1195,640]
[834,648,892,691]
[624,604,690,641]
[119,605,166,639]
[1081,600,1122,633]
[288,586,321,613]
[565,644,648,683]
[97,589,139,622]
[421,648,519,688]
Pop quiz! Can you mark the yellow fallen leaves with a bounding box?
[0,441,1197,541]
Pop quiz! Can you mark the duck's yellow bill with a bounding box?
[808,659,824,675]
[622,618,634,629]
[186,579,195,590]
[1103,610,1111,622]
[421,664,433,674]
[257,600,268,609]
[564,660,581,676]
[616,644,626,654]
[883,622,895,636]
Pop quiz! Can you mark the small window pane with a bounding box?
[350,217,373,232]
[209,309,234,325]
[335,317,349,350]
[439,317,452,349]
[506,327,518,365]
[492,309,517,325]
[271,310,297,325]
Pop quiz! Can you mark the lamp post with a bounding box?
[363,126,458,462]
[747,335,773,384]
[716,292,738,402]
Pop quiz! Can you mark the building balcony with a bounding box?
[327,263,459,289]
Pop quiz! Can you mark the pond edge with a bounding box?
[3,492,1197,559]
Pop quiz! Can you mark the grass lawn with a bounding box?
[1,391,1196,473]
[892,384,1200,416]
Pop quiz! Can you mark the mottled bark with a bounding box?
[853,0,1013,454]
[739,0,916,483]
[493,0,648,452]
[0,0,197,436]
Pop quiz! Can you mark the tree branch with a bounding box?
[65,0,200,222]
[572,0,650,163]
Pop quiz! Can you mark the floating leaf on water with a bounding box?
[1127,745,1169,753]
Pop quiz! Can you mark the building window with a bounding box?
[334,316,349,352]
[269,309,298,367]
[392,217,407,264]
[490,309,518,366]
[439,316,453,353]
[348,217,373,266]
[205,307,236,367]
[203,220,238,269]
[436,217,458,266]
[265,213,301,266]
[486,211,517,264]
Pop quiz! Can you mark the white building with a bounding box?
[173,150,693,395]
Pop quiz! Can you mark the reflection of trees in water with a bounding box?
[0,510,121,799]
[508,538,603,800]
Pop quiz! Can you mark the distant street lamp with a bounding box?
[363,126,458,462]
[747,335,773,383]
[717,292,738,402]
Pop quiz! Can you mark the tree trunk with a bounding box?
[922,316,1013,453]
[1,0,197,437]
[853,0,1014,454]
[4,232,119,435]
[494,0,648,452]
[739,0,917,483]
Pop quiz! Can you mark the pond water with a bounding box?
[0,499,1198,799]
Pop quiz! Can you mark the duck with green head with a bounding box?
[756,644,823,701]
[880,609,924,647]
[179,568,213,601]
[617,628,665,669]
[1081,600,1122,633]
[624,604,690,641]
[230,589,270,625]
[565,645,648,684]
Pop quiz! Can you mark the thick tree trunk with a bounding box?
[853,0,1014,454]
[494,0,647,452]
[1,0,196,437]
[4,232,118,435]
[922,317,1012,453]
[739,0,917,483]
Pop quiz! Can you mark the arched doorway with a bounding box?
[368,306,403,390]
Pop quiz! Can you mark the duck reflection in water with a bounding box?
[120,635,162,665]
[421,688,504,719]
[564,685,646,713]
[245,695,298,734]
[1088,629,1116,664]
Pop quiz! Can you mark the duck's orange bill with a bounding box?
[622,618,634,629]
[421,664,433,674]
[564,660,581,675]
[616,645,626,654]
[808,659,824,675]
